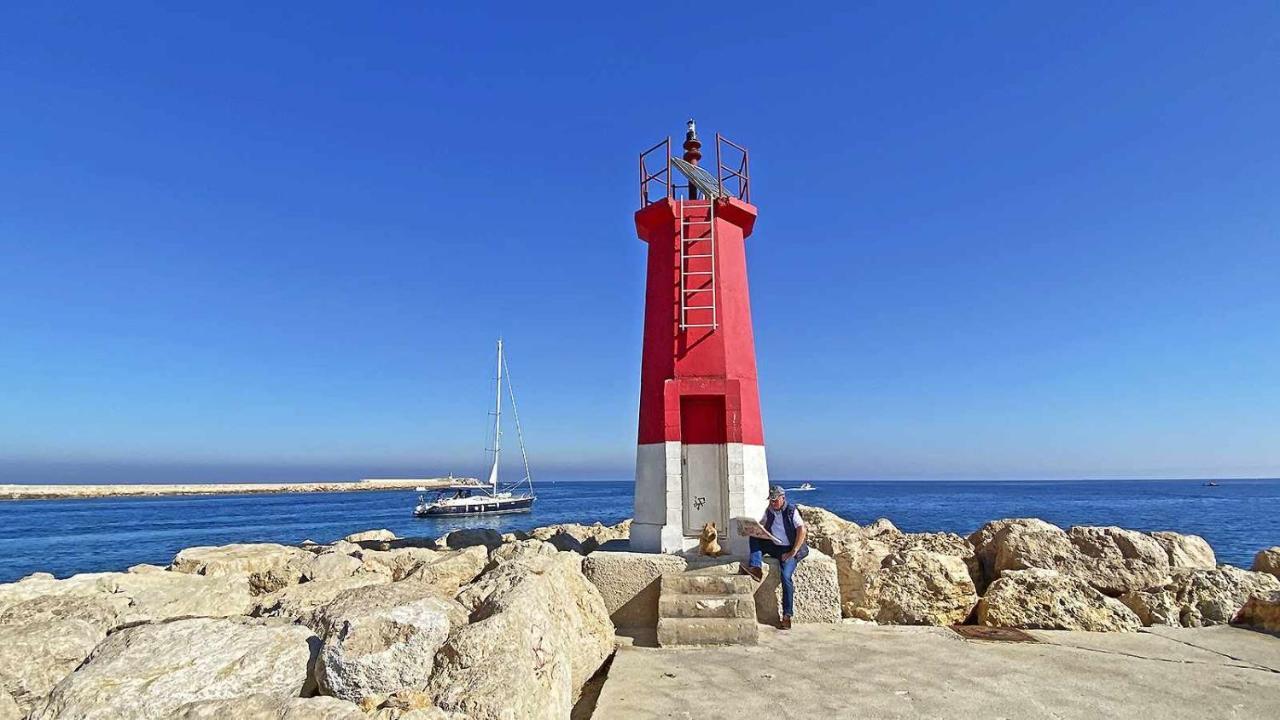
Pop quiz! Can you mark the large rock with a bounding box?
[527,520,631,555]
[794,506,898,618]
[0,595,121,635]
[170,543,311,594]
[435,528,503,552]
[313,584,467,704]
[174,694,369,719]
[327,540,364,556]
[755,548,841,625]
[1068,526,1168,567]
[991,524,1077,579]
[304,552,365,581]
[254,575,391,623]
[1151,531,1216,570]
[1235,590,1280,632]
[795,505,860,554]
[1066,526,1172,595]
[893,532,979,586]
[1119,566,1280,627]
[1253,546,1280,578]
[487,539,559,569]
[429,553,613,720]
[344,529,397,544]
[831,535,895,618]
[33,617,317,720]
[0,692,19,720]
[967,518,1065,592]
[400,546,489,595]
[353,547,441,581]
[968,520,1171,597]
[0,569,252,627]
[0,619,105,717]
[862,518,902,539]
[857,550,977,626]
[977,568,1141,632]
[581,551,688,629]
[359,688,473,719]
[794,507,978,618]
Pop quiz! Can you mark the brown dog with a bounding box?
[699,522,725,557]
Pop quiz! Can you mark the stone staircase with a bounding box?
[655,565,759,646]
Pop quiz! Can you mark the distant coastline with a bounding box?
[0,477,459,501]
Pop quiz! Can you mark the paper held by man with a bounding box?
[734,516,783,545]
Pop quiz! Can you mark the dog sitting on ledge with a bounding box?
[698,521,725,557]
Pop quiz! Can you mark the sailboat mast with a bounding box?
[490,338,503,494]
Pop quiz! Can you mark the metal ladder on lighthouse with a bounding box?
[679,199,717,330]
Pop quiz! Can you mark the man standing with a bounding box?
[742,485,808,629]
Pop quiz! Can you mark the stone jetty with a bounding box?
[0,478,456,501]
[1,507,1277,719]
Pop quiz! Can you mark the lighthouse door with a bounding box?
[679,396,728,535]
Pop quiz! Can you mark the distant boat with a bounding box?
[787,482,817,492]
[414,340,536,517]
[1203,481,1220,487]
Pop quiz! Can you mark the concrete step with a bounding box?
[661,570,755,596]
[658,593,756,620]
[656,617,759,646]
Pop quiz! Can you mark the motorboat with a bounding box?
[787,482,817,492]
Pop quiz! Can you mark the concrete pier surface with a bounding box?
[592,623,1280,719]
[0,477,458,501]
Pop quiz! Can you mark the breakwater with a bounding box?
[0,478,457,501]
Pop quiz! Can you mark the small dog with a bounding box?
[699,521,725,557]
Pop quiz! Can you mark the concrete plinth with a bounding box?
[581,551,688,631]
[754,548,842,625]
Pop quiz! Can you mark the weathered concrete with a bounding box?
[755,549,841,625]
[660,568,754,595]
[655,563,759,647]
[581,552,687,631]
[655,617,758,647]
[593,624,1280,719]
[655,565,758,647]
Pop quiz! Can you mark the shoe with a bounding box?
[781,616,792,630]
[739,563,763,582]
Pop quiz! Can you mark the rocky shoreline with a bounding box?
[0,506,1276,719]
[0,479,455,501]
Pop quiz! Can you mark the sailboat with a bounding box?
[414,339,536,517]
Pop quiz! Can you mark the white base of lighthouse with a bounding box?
[632,441,770,555]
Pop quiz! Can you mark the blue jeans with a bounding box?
[749,536,801,617]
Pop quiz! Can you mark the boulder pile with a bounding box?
[797,505,1280,634]
[0,519,629,720]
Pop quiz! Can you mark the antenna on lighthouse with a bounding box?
[683,118,703,199]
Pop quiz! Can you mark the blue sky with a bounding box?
[2,2,1278,483]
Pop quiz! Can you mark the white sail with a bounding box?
[491,339,503,494]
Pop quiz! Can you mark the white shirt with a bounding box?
[764,505,804,545]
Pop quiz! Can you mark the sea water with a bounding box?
[1,479,1276,583]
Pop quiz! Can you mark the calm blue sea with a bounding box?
[1,479,1277,583]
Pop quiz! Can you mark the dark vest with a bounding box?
[762,502,810,559]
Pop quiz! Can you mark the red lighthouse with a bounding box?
[632,121,769,554]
